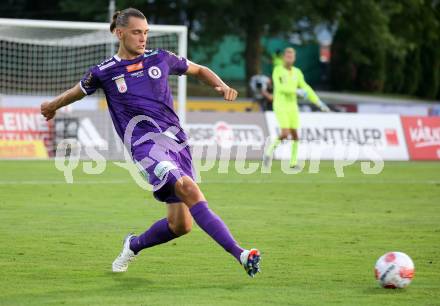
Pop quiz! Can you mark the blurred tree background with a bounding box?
[0,0,439,99]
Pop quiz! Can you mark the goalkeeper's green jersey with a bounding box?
[272,65,319,107]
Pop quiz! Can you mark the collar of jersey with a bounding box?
[113,53,144,63]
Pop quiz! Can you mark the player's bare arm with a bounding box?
[186,61,238,101]
[40,83,85,121]
[42,7,261,278]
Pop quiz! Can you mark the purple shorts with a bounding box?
[132,140,195,203]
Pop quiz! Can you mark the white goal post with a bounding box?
[0,18,188,124]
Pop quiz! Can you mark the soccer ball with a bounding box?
[374,252,415,288]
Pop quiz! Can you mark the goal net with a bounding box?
[0,18,188,122]
[0,18,187,159]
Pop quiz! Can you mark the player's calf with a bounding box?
[167,201,193,236]
[168,218,192,236]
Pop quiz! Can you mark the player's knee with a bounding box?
[280,129,290,140]
[175,180,200,199]
[290,129,298,140]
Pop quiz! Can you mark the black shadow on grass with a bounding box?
[364,286,410,295]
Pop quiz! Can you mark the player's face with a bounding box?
[283,50,296,66]
[119,17,149,56]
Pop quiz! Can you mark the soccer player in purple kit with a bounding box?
[40,8,261,277]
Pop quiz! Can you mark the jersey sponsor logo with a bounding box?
[114,76,127,93]
[130,70,144,78]
[126,61,144,72]
[148,66,162,79]
[98,61,116,71]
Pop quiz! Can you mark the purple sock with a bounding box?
[190,201,243,262]
[129,218,177,254]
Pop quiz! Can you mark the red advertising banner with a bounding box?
[401,116,440,160]
[0,108,53,155]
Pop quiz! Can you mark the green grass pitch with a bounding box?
[0,160,439,305]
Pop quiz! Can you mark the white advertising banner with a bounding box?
[186,112,268,159]
[0,95,99,111]
[357,103,429,116]
[265,112,409,161]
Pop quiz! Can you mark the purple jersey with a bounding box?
[79,49,193,203]
[79,49,188,144]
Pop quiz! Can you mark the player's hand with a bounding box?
[317,100,331,112]
[320,104,331,112]
[215,86,238,101]
[296,89,307,99]
[41,101,56,121]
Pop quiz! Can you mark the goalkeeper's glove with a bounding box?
[317,100,331,112]
[296,89,307,99]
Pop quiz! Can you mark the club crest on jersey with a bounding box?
[148,66,162,79]
[114,75,127,93]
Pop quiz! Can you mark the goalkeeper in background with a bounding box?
[264,47,330,168]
